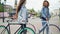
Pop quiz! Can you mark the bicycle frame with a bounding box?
[0,22,36,34]
[6,17,36,32]
[1,23,25,34]
[9,23,26,34]
[38,21,60,34]
[39,22,48,34]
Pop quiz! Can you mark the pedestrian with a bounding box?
[40,0,51,34]
[13,0,28,34]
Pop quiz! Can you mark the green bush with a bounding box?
[0,3,4,12]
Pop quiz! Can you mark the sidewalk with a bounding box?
[0,16,60,34]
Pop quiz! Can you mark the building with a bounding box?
[52,9,59,16]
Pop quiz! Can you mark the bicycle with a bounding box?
[38,21,60,34]
[0,22,36,34]
[7,17,36,32]
[0,17,36,34]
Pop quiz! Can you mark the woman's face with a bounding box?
[44,2,48,7]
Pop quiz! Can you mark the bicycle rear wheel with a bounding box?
[0,25,9,34]
[18,27,35,34]
[49,24,60,34]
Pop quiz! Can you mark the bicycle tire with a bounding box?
[27,23,36,32]
[39,23,60,34]
[0,25,9,34]
[17,27,35,34]
[49,24,60,31]
[48,24,60,34]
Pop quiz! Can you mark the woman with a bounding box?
[40,1,51,34]
[13,0,28,34]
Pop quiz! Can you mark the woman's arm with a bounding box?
[14,0,26,19]
[16,0,26,15]
[41,8,46,18]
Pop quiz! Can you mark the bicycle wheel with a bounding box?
[27,23,36,32]
[17,27,35,34]
[0,25,9,34]
[49,24,60,31]
[49,24,60,34]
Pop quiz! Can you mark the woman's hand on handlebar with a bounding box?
[13,14,18,19]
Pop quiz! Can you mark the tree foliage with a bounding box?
[0,3,4,12]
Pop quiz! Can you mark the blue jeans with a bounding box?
[42,20,49,34]
[21,24,26,34]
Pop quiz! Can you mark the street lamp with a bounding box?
[3,0,6,22]
[0,0,1,2]
[59,1,60,21]
[59,8,60,19]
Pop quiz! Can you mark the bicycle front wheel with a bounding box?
[18,27,35,34]
[0,25,9,34]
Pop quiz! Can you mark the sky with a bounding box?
[1,0,60,12]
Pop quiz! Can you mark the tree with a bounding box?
[4,0,6,1]
[0,0,1,2]
[28,8,39,17]
[0,3,4,12]
[28,8,35,14]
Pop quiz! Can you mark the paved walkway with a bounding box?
[0,16,60,34]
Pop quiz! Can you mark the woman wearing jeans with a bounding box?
[41,1,51,34]
[13,0,28,34]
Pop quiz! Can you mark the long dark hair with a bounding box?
[43,1,49,7]
[17,0,26,13]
